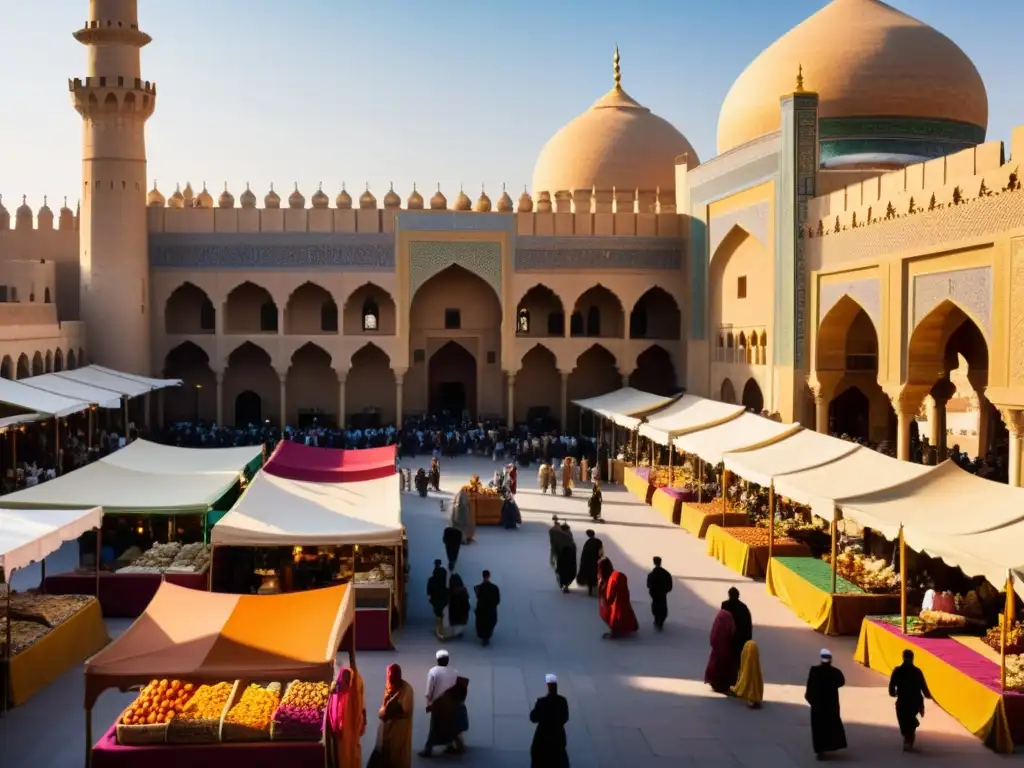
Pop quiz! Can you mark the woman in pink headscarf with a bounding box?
[366,664,414,767]
[329,665,366,768]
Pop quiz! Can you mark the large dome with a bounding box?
[717,0,988,165]
[533,54,698,196]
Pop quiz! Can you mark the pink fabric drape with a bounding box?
[264,442,396,483]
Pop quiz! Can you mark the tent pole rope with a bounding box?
[899,524,907,635]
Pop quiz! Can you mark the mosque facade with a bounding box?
[0,0,1022,483]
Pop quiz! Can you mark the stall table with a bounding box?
[679,503,748,539]
[345,583,393,650]
[469,494,502,526]
[855,618,1024,753]
[766,556,899,636]
[652,486,695,525]
[44,570,208,618]
[623,467,653,504]
[8,598,109,706]
[610,459,627,485]
[704,525,811,578]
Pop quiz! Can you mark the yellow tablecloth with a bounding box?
[679,503,749,539]
[623,467,652,504]
[8,598,110,706]
[765,557,899,636]
[705,525,811,578]
[651,488,682,524]
[854,618,1020,754]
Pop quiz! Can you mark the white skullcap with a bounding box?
[545,674,558,684]
[436,650,449,660]
[820,648,832,658]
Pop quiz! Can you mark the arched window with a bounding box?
[516,308,530,334]
[199,298,216,330]
[320,300,338,332]
[29,293,35,303]
[585,306,601,336]
[259,301,278,332]
[629,305,648,338]
[43,287,51,304]
[11,287,18,303]
[569,311,584,336]
[547,311,565,336]
[362,298,379,331]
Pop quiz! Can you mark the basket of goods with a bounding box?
[117,679,197,745]
[918,610,969,629]
[117,542,182,574]
[462,475,498,497]
[0,620,51,654]
[6,593,94,627]
[166,542,212,574]
[221,682,282,742]
[271,680,330,741]
[166,681,235,744]
[725,527,806,549]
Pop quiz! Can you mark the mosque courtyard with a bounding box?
[0,455,1012,767]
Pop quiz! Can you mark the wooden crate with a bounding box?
[166,680,238,744]
[220,681,281,742]
[270,680,329,742]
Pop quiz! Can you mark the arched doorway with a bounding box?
[31,352,43,377]
[516,285,565,337]
[630,345,678,396]
[830,386,870,441]
[347,343,395,428]
[515,344,561,429]
[571,285,624,338]
[742,378,764,413]
[54,348,63,372]
[343,283,397,335]
[286,343,338,427]
[567,344,620,433]
[629,287,681,340]
[16,354,30,380]
[235,391,262,426]
[223,342,278,427]
[165,282,216,334]
[45,350,53,373]
[285,283,338,335]
[67,349,78,370]
[163,342,216,422]
[720,378,736,404]
[429,342,477,420]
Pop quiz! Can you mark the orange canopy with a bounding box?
[84,581,353,708]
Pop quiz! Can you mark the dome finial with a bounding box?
[796,63,804,93]
[43,195,48,206]
[613,44,621,89]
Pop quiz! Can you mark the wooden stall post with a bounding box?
[668,443,674,486]
[87,407,94,451]
[830,508,839,595]
[608,424,616,484]
[767,482,776,561]
[122,398,129,440]
[54,417,61,476]
[719,468,728,526]
[633,430,639,467]
[1001,571,1015,691]
[899,524,907,635]
[95,526,102,600]
[208,544,216,591]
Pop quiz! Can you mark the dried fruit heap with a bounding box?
[461,475,498,496]
[177,681,233,721]
[1007,654,1024,691]
[823,551,899,593]
[273,681,329,739]
[983,618,1024,654]
[225,683,282,731]
[725,527,802,548]
[122,680,196,726]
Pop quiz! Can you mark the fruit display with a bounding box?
[223,682,282,739]
[0,619,51,654]
[724,526,804,548]
[177,681,233,721]
[120,679,196,726]
[117,541,212,574]
[461,475,498,496]
[919,610,968,628]
[272,680,330,740]
[822,551,900,593]
[983,617,1024,655]
[4,593,94,627]
[1006,655,1024,691]
[685,500,740,516]
[167,542,212,573]
[649,465,693,488]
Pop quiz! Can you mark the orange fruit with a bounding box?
[146,713,156,725]
[183,683,194,692]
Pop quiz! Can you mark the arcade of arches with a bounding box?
[0,346,80,381]
[719,376,764,413]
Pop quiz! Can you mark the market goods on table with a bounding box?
[1007,655,1024,691]
[117,679,197,745]
[116,542,212,575]
[919,610,969,628]
[0,619,51,654]
[649,465,693,488]
[822,551,900,593]
[222,682,282,742]
[166,681,234,744]
[271,680,329,741]
[722,526,804,548]
[462,475,498,496]
[167,542,212,573]
[984,618,1024,655]
[2,593,95,627]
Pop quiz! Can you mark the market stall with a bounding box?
[101,440,263,477]
[1,506,109,709]
[86,581,356,768]
[705,524,811,578]
[211,470,404,651]
[263,440,396,483]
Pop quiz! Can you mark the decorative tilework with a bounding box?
[409,240,502,299]
[819,278,881,329]
[793,106,818,369]
[149,232,394,270]
[397,211,516,232]
[690,217,708,340]
[709,202,769,256]
[912,266,992,339]
[1011,238,1024,383]
[515,237,682,270]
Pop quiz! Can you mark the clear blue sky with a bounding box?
[2,1,1022,211]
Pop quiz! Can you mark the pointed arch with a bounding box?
[629,286,681,340]
[630,344,678,397]
[567,344,620,428]
[31,351,43,376]
[16,354,30,380]
[163,341,216,422]
[907,298,988,381]
[287,342,339,427]
[284,282,338,335]
[224,281,278,334]
[347,342,395,426]
[54,348,64,372]
[44,350,53,373]
[343,282,396,335]
[0,356,12,379]
[68,348,78,370]
[515,344,561,428]
[741,378,764,413]
[516,284,565,337]
[571,285,625,338]
[429,341,477,419]
[817,294,879,373]
[224,341,278,426]
[720,378,736,404]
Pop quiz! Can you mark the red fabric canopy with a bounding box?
[263,441,397,483]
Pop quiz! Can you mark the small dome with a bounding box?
[240,183,257,208]
[147,180,165,207]
[265,184,281,209]
[430,185,447,210]
[182,182,195,204]
[407,184,424,210]
[496,184,514,212]
[517,188,534,213]
[311,183,330,209]
[336,185,353,209]
[58,197,74,230]
[15,195,33,229]
[218,183,235,208]
[383,183,401,209]
[475,187,492,212]
[359,186,377,209]
[37,196,54,229]
[168,184,185,209]
[454,188,472,211]
[288,183,305,209]
[195,183,214,209]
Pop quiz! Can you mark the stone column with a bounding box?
[814,394,829,435]
[1001,408,1024,488]
[976,398,991,459]
[621,373,630,388]
[896,409,913,462]
[929,378,954,461]
[560,371,570,432]
[278,373,287,431]
[215,370,224,426]
[337,370,347,429]
[506,372,515,427]
[395,370,405,429]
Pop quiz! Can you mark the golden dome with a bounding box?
[311,183,330,209]
[383,183,401,209]
[182,182,195,204]
[359,186,377,209]
[58,197,74,231]
[240,183,257,208]
[15,195,32,228]
[336,185,353,210]
[533,47,698,195]
[517,187,533,213]
[288,184,305,209]
[717,0,988,158]
[147,181,165,207]
[265,184,281,209]
[475,186,492,212]
[195,183,214,209]
[168,184,185,209]
[407,184,424,210]
[430,185,447,210]
[37,196,53,229]
[497,184,514,213]
[454,188,472,211]
[218,183,234,209]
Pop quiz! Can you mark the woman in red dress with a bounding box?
[597,557,614,625]
[601,564,639,639]
[704,608,737,694]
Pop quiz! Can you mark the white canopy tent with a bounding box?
[0,506,103,574]
[212,471,403,547]
[834,460,1024,601]
[638,394,745,446]
[572,387,679,429]
[100,439,261,475]
[0,378,90,417]
[19,372,122,409]
[722,429,861,487]
[54,367,154,398]
[673,413,803,465]
[0,413,42,432]
[87,365,182,392]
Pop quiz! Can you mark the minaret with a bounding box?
[70,1,156,374]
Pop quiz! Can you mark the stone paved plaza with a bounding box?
[0,456,1014,766]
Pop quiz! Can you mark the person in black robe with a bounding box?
[548,516,562,570]
[576,530,603,596]
[415,468,429,497]
[888,649,932,751]
[555,525,578,593]
[804,649,847,760]
[447,573,471,639]
[474,570,500,646]
[646,556,673,630]
[429,456,441,492]
[530,674,569,768]
[722,587,753,669]
[442,525,463,572]
[587,484,604,522]
[500,491,521,529]
[427,561,449,640]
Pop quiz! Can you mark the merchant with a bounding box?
[442,524,463,572]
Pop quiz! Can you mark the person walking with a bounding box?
[646,556,673,630]
[722,587,753,675]
[419,650,466,758]
[474,570,500,646]
[442,524,463,572]
[447,573,471,639]
[555,525,578,594]
[426,561,449,641]
[587,483,604,523]
[366,664,414,768]
[888,649,932,751]
[804,649,847,761]
[730,640,764,709]
[576,530,603,597]
[529,674,570,768]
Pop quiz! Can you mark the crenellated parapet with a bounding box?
[0,195,79,232]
